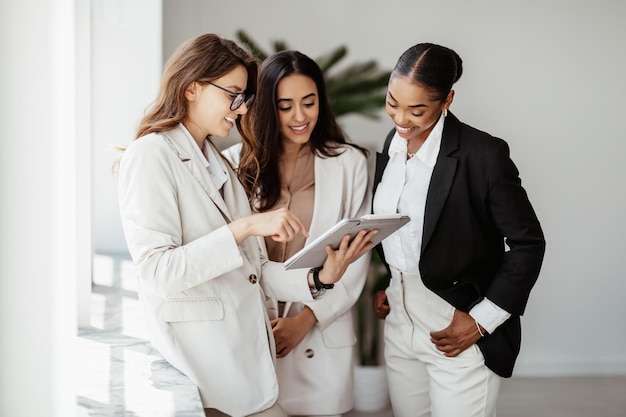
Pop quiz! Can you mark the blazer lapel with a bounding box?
[309,155,342,240]
[209,141,262,271]
[421,113,460,253]
[373,151,390,197]
[162,126,233,221]
[213,142,248,222]
[373,128,395,198]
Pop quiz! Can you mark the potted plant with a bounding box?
[353,250,391,412]
[355,250,388,365]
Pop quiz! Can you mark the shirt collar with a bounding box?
[179,123,228,189]
[387,112,446,168]
[180,123,210,168]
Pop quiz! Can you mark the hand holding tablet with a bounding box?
[284,214,410,270]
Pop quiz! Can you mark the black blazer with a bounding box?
[373,112,545,377]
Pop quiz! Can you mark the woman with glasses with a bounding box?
[117,34,373,417]
[225,50,371,417]
[371,42,545,417]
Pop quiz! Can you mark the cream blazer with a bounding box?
[224,143,371,415]
[117,124,315,417]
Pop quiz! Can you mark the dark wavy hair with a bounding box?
[238,50,368,210]
[392,43,463,101]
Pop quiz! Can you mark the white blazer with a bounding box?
[224,143,371,415]
[117,124,315,417]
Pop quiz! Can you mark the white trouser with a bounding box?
[384,268,501,417]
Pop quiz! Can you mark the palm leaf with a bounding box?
[271,39,289,52]
[327,72,390,97]
[331,92,387,119]
[234,30,391,120]
[356,251,389,366]
[331,60,380,79]
[235,30,269,61]
[315,45,348,73]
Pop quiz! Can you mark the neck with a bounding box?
[281,141,307,158]
[183,121,206,150]
[406,137,426,156]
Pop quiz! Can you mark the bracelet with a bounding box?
[475,319,485,337]
[311,266,334,290]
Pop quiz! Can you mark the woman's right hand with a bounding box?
[228,207,308,244]
[373,290,390,319]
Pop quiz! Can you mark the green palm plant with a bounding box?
[356,250,390,366]
[236,30,391,119]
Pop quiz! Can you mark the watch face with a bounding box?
[310,287,325,299]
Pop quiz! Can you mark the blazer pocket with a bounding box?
[162,297,224,322]
[321,314,356,348]
[436,280,482,312]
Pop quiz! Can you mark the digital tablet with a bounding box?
[284,214,410,270]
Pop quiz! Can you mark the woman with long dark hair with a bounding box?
[227,50,371,417]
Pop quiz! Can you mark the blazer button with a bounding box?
[305,348,315,358]
[249,274,258,284]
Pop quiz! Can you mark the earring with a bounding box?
[442,108,448,117]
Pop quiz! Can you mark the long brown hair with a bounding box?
[136,33,258,140]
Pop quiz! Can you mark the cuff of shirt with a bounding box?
[469,298,511,334]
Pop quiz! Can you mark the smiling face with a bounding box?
[386,75,453,145]
[276,74,319,150]
[184,64,249,144]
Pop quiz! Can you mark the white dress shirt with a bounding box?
[180,123,227,191]
[373,114,510,333]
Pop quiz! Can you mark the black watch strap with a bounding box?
[312,266,334,290]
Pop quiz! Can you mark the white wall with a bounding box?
[91,0,163,254]
[0,0,77,415]
[94,0,626,377]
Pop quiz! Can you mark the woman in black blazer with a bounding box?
[372,43,545,417]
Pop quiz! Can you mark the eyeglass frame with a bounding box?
[197,80,255,111]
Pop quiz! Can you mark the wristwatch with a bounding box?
[311,266,334,290]
[310,286,325,299]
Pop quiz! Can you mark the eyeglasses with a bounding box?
[205,81,255,111]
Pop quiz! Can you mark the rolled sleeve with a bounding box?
[469,297,511,334]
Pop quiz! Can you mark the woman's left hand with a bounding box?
[317,229,377,286]
[271,307,316,358]
[429,309,485,357]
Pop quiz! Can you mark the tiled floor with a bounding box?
[496,375,626,417]
[346,377,626,417]
[347,375,626,417]
[80,253,626,417]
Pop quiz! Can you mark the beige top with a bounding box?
[265,147,315,262]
